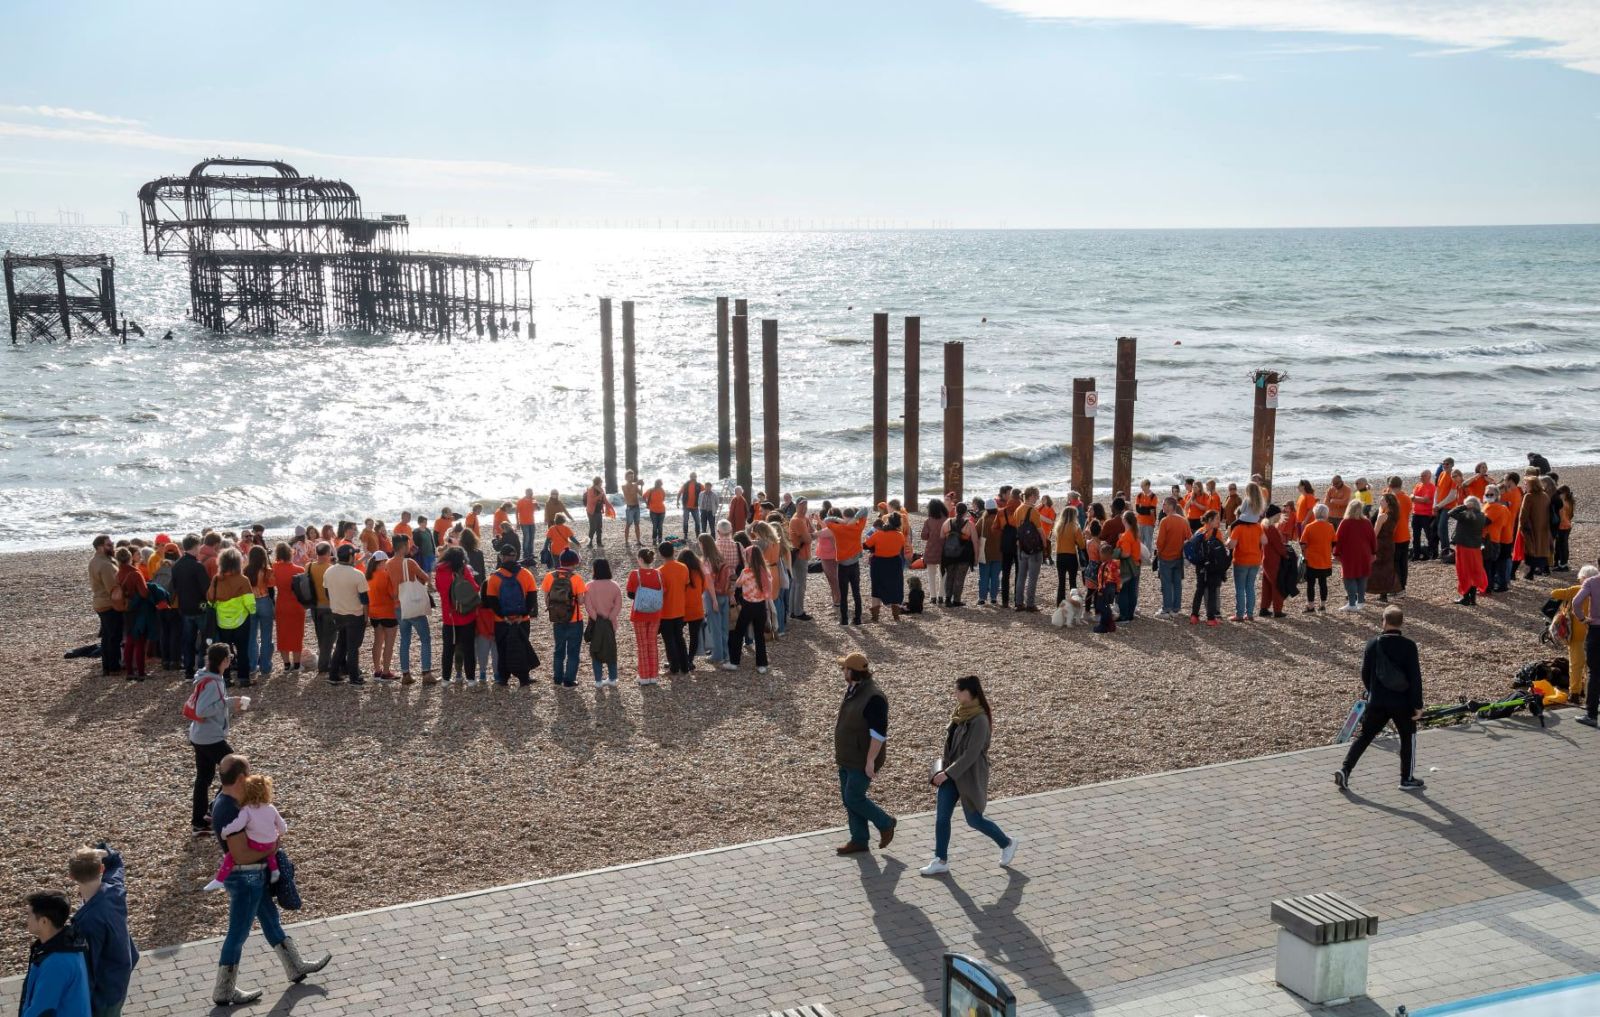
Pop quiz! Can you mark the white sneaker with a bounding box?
[605,678,619,686]
[919,858,950,876]
[1000,837,1020,868]
[1338,604,1355,612]
[720,663,738,672]
[757,666,769,674]
[639,678,660,686]
[202,879,224,892]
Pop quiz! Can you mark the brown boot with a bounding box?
[870,605,881,623]
[835,841,869,855]
[890,605,901,621]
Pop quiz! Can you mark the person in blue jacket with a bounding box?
[19,891,91,1017]
[69,844,139,1017]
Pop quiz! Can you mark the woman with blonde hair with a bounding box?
[244,545,275,681]
[1052,498,1085,605]
[207,547,256,686]
[697,533,732,665]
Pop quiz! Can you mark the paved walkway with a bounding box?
[6,710,1597,1016]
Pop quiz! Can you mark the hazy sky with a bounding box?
[3,0,1597,228]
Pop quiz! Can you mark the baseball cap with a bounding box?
[836,651,869,671]
[371,550,389,562]
[984,498,998,511]
[560,549,580,566]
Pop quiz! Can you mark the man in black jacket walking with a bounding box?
[1336,606,1426,792]
[171,534,212,680]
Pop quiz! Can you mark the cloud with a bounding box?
[0,120,618,189]
[0,103,142,126]
[981,1,1600,75]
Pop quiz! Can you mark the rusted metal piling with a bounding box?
[600,298,617,493]
[873,312,889,507]
[1252,369,1282,498]
[716,296,731,480]
[943,341,964,502]
[1071,378,1096,499]
[733,313,753,494]
[1112,336,1137,499]
[904,316,920,510]
[622,300,638,479]
[762,319,780,501]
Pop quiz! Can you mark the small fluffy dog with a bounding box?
[1050,589,1086,627]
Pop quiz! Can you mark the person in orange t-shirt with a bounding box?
[863,515,908,620]
[826,510,868,624]
[1154,497,1191,617]
[365,552,399,680]
[1465,463,1491,501]
[645,481,668,546]
[1295,480,1319,530]
[464,504,482,540]
[546,515,576,562]
[1482,487,1514,593]
[1299,505,1337,612]
[1228,516,1265,621]
[393,512,413,538]
[656,544,692,674]
[516,490,538,556]
[1432,460,1459,556]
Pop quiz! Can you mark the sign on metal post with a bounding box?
[1084,390,1098,417]
[943,953,1016,1017]
[1265,382,1279,409]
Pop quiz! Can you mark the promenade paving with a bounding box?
[5,710,1597,1016]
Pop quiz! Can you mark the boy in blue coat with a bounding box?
[69,844,139,1017]
[20,891,91,1017]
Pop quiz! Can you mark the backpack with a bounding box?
[153,558,176,593]
[941,521,963,560]
[450,571,481,616]
[632,568,664,613]
[546,570,577,624]
[290,571,317,607]
[1017,516,1044,555]
[496,568,528,616]
[182,674,221,723]
[1373,642,1411,694]
[1182,532,1204,566]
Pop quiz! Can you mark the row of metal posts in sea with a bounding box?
[592,299,1286,504]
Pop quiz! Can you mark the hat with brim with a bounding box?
[836,651,869,671]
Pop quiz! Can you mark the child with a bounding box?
[204,774,287,891]
[473,577,498,686]
[1354,477,1374,517]
[905,576,925,614]
[1093,540,1119,633]
[1083,519,1103,618]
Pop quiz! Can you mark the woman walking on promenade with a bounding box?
[865,512,908,622]
[586,558,622,686]
[1052,501,1083,605]
[1450,496,1491,605]
[943,502,976,607]
[920,675,1019,876]
[1335,501,1376,611]
[244,546,275,681]
[698,534,731,665]
[114,547,151,680]
[208,549,256,686]
[921,499,949,605]
[625,548,664,685]
[1368,493,1401,604]
[270,544,305,672]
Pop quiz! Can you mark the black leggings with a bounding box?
[1305,568,1331,605]
[1055,552,1079,604]
[441,622,474,682]
[1555,530,1570,569]
[192,739,233,827]
[837,562,863,623]
[729,601,768,666]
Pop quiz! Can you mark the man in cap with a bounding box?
[833,651,896,854]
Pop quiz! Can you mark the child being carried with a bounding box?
[204,774,288,892]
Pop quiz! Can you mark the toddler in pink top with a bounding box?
[203,774,288,891]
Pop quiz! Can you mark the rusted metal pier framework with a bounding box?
[138,158,532,336]
[4,252,117,343]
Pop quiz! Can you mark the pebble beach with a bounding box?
[0,463,1593,974]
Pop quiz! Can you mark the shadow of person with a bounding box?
[854,853,947,1008]
[1350,792,1600,915]
[260,981,330,1016]
[944,870,1094,1013]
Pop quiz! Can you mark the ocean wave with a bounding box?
[966,443,1069,468]
[685,441,719,456]
[821,419,905,439]
[1382,363,1563,384]
[1094,431,1194,453]
[1487,320,1582,335]
[1288,403,1359,418]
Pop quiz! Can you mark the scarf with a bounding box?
[949,701,984,729]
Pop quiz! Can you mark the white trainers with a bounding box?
[919,858,950,876]
[202,879,224,892]
[720,663,738,672]
[1000,837,1020,868]
[757,666,769,674]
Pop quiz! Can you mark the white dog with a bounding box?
[1051,589,1086,627]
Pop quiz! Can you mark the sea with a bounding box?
[2,223,1597,551]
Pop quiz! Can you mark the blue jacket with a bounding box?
[19,929,91,1017]
[69,850,138,1013]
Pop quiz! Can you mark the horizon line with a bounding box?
[4,220,1598,232]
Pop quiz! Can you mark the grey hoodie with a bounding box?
[186,670,231,745]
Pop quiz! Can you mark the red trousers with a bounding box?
[1261,569,1283,614]
[1455,546,1489,595]
[632,617,660,678]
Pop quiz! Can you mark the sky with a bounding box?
[2,0,1597,229]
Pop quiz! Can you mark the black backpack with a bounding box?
[941,521,963,560]
[1018,516,1044,555]
[290,571,316,607]
[1374,642,1411,693]
[546,569,577,624]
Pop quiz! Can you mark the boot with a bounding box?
[870,605,880,623]
[213,964,262,1005]
[890,605,901,622]
[274,937,331,984]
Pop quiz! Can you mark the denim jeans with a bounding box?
[1436,511,1452,555]
[934,779,1010,861]
[1116,569,1139,621]
[551,621,583,685]
[1137,524,1155,554]
[219,865,285,966]
[1157,558,1184,614]
[978,560,1002,603]
[1013,551,1042,608]
[1233,564,1260,617]
[519,523,536,555]
[251,596,275,674]
[1344,576,1368,606]
[774,587,788,635]
[398,615,432,673]
[312,605,335,670]
[789,559,809,619]
[705,593,730,662]
[181,612,205,674]
[474,634,497,682]
[592,657,618,683]
[682,508,698,537]
[838,766,894,847]
[650,511,665,545]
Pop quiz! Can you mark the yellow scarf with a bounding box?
[950,701,984,728]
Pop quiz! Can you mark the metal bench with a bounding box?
[1271,892,1379,1004]
[767,1007,837,1017]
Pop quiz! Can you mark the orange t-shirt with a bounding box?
[1300,519,1336,570]
[367,566,397,620]
[1295,493,1319,525]
[547,523,575,559]
[433,516,451,541]
[1116,529,1142,566]
[1155,515,1190,561]
[493,508,509,535]
[539,569,588,622]
[360,528,379,552]
[516,497,535,526]
[464,512,480,537]
[1184,493,1205,520]
[1230,521,1263,566]
[1434,473,1457,512]
[1483,502,1513,544]
[1391,490,1412,544]
[865,529,906,558]
[1503,485,1524,525]
[681,568,706,622]
[392,521,413,537]
[658,558,689,618]
[1135,493,1158,525]
[1465,473,1490,500]
[827,518,867,561]
[1324,486,1351,521]
[1085,538,1102,589]
[646,488,667,513]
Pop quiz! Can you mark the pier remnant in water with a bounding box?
[872,312,889,507]
[904,315,920,510]
[716,296,730,480]
[733,313,753,495]
[137,158,532,336]
[1252,369,1284,498]
[762,318,780,501]
[1072,377,1096,499]
[600,298,617,493]
[4,252,116,344]
[622,300,638,479]
[943,341,965,502]
[1112,336,1138,499]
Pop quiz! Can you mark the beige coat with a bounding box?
[941,712,994,814]
[1521,487,1552,559]
[88,553,118,612]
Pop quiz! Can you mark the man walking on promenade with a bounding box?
[834,652,896,854]
[209,754,330,1006]
[68,843,138,1017]
[1335,606,1426,791]
[1572,561,1600,728]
